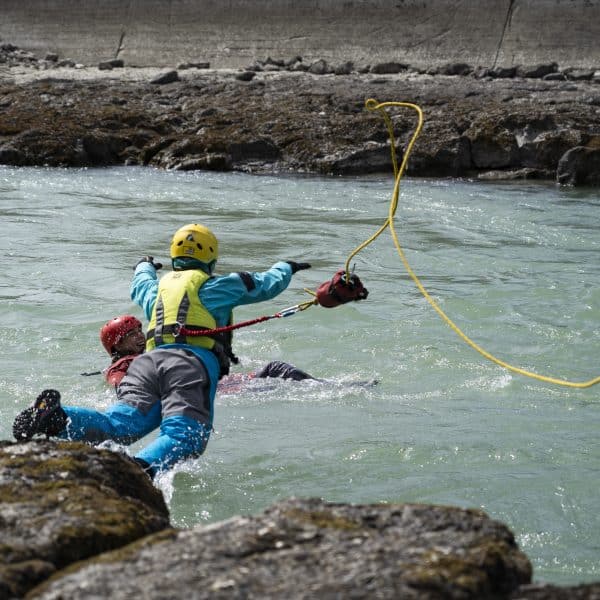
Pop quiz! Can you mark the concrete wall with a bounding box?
[1,0,599,70]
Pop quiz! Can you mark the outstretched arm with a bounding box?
[130,262,160,320]
[201,261,309,325]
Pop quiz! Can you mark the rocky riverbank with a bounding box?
[1,440,599,599]
[1,48,600,185]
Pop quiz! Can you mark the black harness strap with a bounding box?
[153,297,165,345]
[237,271,256,292]
[175,295,190,343]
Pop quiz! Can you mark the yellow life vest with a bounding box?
[146,270,217,351]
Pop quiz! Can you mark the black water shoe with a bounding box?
[13,389,68,441]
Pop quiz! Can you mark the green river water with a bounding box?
[1,166,598,585]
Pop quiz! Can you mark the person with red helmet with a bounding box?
[100,315,145,357]
[12,314,160,466]
[100,315,146,386]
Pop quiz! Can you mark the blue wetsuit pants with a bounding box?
[61,348,214,476]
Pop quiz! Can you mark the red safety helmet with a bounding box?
[100,315,142,355]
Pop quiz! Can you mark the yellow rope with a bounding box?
[349,98,600,389]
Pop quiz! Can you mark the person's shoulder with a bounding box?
[204,272,247,287]
[104,354,139,386]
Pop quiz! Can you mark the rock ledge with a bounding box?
[1,441,598,599]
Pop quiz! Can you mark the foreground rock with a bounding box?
[510,584,600,599]
[1,64,600,185]
[29,496,532,599]
[1,440,598,598]
[0,440,170,598]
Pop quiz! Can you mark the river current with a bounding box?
[1,166,598,585]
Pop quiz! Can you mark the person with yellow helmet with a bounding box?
[125,223,310,476]
[12,223,310,478]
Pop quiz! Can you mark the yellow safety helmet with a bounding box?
[170,223,218,270]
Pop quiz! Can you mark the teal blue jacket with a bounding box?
[130,261,293,394]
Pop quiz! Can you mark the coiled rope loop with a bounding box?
[348,98,600,389]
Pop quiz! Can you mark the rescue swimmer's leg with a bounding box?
[56,351,164,443]
[255,360,316,381]
[12,388,160,445]
[61,402,161,444]
[135,415,211,475]
[122,348,214,477]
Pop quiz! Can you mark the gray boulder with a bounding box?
[465,119,519,169]
[98,58,124,70]
[235,70,256,81]
[370,61,409,74]
[308,59,331,75]
[318,142,399,174]
[171,153,231,171]
[489,66,517,78]
[0,440,170,598]
[565,69,595,81]
[437,62,473,76]
[30,496,532,599]
[2,441,598,599]
[177,61,210,69]
[0,144,24,165]
[516,125,584,170]
[409,127,472,176]
[334,61,354,75]
[556,143,600,186]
